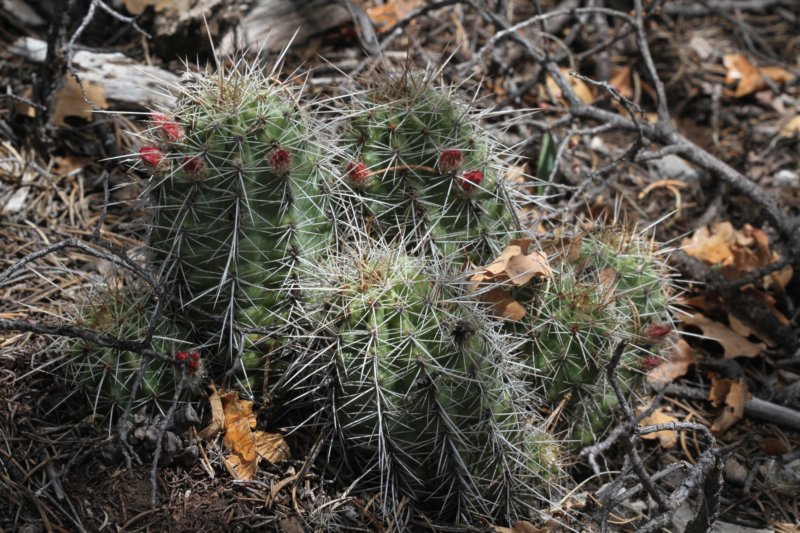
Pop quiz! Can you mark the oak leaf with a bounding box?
[723,53,793,98]
[647,338,695,384]
[470,240,551,322]
[709,375,750,434]
[199,387,290,481]
[676,310,765,358]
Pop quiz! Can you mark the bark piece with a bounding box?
[9,36,179,110]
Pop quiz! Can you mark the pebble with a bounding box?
[774,169,799,190]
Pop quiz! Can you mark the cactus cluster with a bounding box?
[60,64,676,525]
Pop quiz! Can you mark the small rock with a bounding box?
[689,36,714,60]
[143,427,160,450]
[160,431,182,463]
[175,445,199,469]
[774,169,799,190]
[647,154,708,186]
[724,457,748,485]
[99,442,123,466]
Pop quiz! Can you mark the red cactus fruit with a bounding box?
[188,351,200,371]
[437,148,464,173]
[646,323,671,341]
[151,112,182,143]
[458,169,484,192]
[640,356,662,368]
[268,147,292,177]
[182,155,206,178]
[346,161,371,185]
[175,351,188,361]
[140,145,163,168]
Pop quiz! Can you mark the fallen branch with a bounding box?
[10,36,179,110]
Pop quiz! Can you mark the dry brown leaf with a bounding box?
[368,0,423,29]
[677,310,765,358]
[480,240,551,286]
[723,53,794,98]
[639,408,679,448]
[647,338,695,384]
[681,222,737,265]
[470,241,551,322]
[255,430,290,464]
[545,68,594,105]
[709,375,750,434]
[610,66,634,100]
[480,287,527,321]
[51,156,86,177]
[53,76,107,127]
[198,385,225,440]
[682,222,792,289]
[221,390,259,480]
[201,388,290,480]
[779,114,800,137]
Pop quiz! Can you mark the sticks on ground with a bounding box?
[580,344,733,532]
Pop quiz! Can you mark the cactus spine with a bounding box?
[289,243,561,522]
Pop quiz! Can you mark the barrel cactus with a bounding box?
[289,242,561,522]
[136,67,338,397]
[520,227,674,445]
[64,285,199,422]
[336,70,520,266]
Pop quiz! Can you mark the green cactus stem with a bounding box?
[519,227,675,446]
[290,242,561,522]
[65,286,199,422]
[336,69,520,266]
[137,67,338,396]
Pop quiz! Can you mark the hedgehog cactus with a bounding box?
[291,243,561,522]
[65,286,200,422]
[337,70,519,266]
[521,228,674,445]
[138,68,337,395]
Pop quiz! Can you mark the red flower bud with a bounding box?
[268,148,292,177]
[458,169,484,192]
[646,323,671,340]
[151,113,182,143]
[437,149,464,173]
[640,356,662,368]
[346,161,371,185]
[182,155,206,178]
[140,145,163,168]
